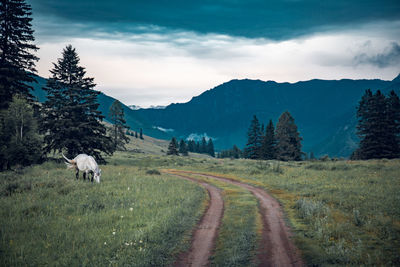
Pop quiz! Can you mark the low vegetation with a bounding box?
[0,156,206,266]
[1,151,399,266]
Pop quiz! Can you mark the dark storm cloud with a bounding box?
[354,42,400,68]
[28,0,400,40]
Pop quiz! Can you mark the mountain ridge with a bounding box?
[132,75,399,157]
[30,74,400,158]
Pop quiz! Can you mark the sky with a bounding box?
[28,0,400,107]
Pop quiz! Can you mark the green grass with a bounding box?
[0,157,206,266]
[177,158,400,266]
[1,151,399,266]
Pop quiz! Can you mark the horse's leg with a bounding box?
[83,172,86,180]
[75,169,79,180]
[91,171,94,183]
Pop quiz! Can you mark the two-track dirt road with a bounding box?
[164,169,303,267]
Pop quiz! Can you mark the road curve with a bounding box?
[168,170,304,267]
[167,172,224,267]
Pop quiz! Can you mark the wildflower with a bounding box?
[128,187,130,190]
[104,242,107,245]
[125,242,130,246]
[120,215,124,219]
[112,232,116,235]
[139,240,143,243]
[130,207,133,211]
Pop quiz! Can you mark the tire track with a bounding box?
[168,170,304,267]
[167,172,224,267]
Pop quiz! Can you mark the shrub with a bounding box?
[146,169,161,175]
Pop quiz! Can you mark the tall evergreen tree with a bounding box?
[167,137,179,155]
[40,45,113,163]
[187,140,195,152]
[355,90,399,159]
[0,0,39,109]
[261,119,276,159]
[200,137,207,154]
[388,90,400,151]
[109,100,130,150]
[275,111,302,161]
[244,115,263,159]
[179,139,188,156]
[139,128,143,139]
[207,139,215,157]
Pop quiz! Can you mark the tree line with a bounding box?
[167,137,215,157]
[0,0,130,169]
[243,111,303,161]
[352,89,400,159]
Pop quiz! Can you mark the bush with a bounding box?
[146,169,161,175]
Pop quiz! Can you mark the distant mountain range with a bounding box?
[31,74,400,158]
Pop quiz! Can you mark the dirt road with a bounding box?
[165,170,303,267]
[170,173,224,267]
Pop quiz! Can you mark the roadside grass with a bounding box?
[176,158,400,266]
[173,172,260,267]
[0,155,206,266]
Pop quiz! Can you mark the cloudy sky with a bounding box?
[28,0,400,107]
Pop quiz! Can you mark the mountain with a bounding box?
[30,75,170,140]
[31,74,400,158]
[132,75,400,158]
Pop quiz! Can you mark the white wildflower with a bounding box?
[112,232,116,235]
[129,207,133,211]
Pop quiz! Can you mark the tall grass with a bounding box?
[0,157,206,266]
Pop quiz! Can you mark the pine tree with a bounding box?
[275,111,302,161]
[232,145,241,159]
[40,45,113,163]
[244,115,263,159]
[187,140,195,152]
[310,151,316,160]
[195,141,200,153]
[355,90,399,159]
[0,0,39,109]
[261,119,276,159]
[135,131,138,138]
[109,100,130,150]
[179,139,188,156]
[207,139,215,157]
[167,137,179,155]
[140,128,143,139]
[388,90,400,156]
[200,137,207,154]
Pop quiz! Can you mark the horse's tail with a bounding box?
[62,153,76,169]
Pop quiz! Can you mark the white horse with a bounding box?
[62,153,101,183]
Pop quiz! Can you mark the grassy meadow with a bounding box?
[1,150,399,266]
[0,155,206,266]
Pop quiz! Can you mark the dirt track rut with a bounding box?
[170,173,224,267]
[166,170,304,267]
